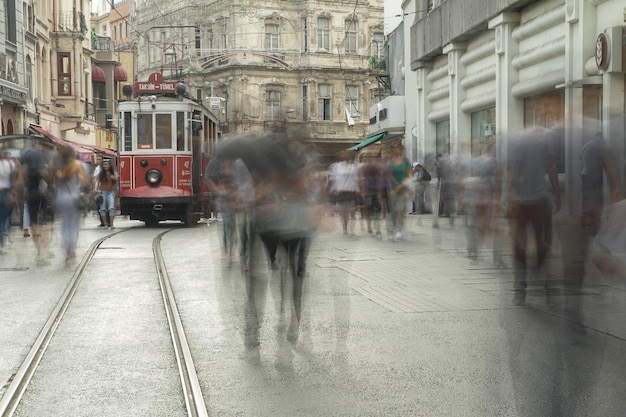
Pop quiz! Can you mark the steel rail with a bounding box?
[153,230,208,417]
[0,233,117,417]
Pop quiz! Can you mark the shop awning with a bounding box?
[28,125,93,162]
[114,65,128,82]
[347,132,387,151]
[92,66,106,83]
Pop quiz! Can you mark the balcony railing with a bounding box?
[55,11,88,35]
[92,36,113,52]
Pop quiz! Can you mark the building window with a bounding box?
[5,0,16,43]
[265,24,280,50]
[96,83,106,109]
[372,33,384,60]
[23,3,34,33]
[26,56,33,99]
[57,52,72,96]
[302,85,309,121]
[470,108,496,155]
[344,19,357,54]
[222,19,229,49]
[317,17,331,51]
[266,90,281,121]
[302,18,308,52]
[318,84,332,121]
[436,120,450,156]
[345,85,358,117]
[195,26,201,50]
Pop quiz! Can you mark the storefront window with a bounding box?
[524,91,565,173]
[470,107,496,157]
[436,120,450,156]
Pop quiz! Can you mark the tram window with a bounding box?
[137,114,153,149]
[155,114,172,149]
[123,112,132,151]
[176,112,185,151]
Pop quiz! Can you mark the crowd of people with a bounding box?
[0,142,117,267]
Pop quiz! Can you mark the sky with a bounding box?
[384,0,403,35]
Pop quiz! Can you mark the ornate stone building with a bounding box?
[132,0,385,158]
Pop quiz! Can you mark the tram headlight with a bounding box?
[145,168,162,185]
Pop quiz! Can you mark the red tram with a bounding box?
[117,73,220,226]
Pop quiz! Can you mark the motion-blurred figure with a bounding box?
[215,133,316,363]
[55,146,90,267]
[14,143,58,266]
[557,131,624,325]
[359,154,386,239]
[0,150,18,253]
[507,126,561,306]
[387,141,413,240]
[458,141,498,263]
[328,150,360,235]
[435,153,457,225]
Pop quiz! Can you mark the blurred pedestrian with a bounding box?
[411,163,430,215]
[14,142,58,266]
[92,153,108,227]
[435,153,457,225]
[328,150,360,235]
[507,126,561,306]
[387,141,413,240]
[556,131,624,325]
[360,154,386,238]
[96,159,117,229]
[55,146,90,267]
[0,150,18,254]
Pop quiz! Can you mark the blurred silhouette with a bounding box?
[214,133,316,363]
[507,126,561,306]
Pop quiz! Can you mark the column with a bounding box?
[443,42,467,158]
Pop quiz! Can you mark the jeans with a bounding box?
[98,190,116,218]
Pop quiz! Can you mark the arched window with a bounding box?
[6,119,14,135]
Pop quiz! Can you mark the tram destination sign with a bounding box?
[134,73,176,94]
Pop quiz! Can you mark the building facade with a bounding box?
[131,0,385,158]
[0,0,30,135]
[405,0,626,215]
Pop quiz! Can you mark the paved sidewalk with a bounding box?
[315,212,626,340]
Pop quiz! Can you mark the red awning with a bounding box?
[114,66,128,82]
[92,66,106,83]
[29,125,93,161]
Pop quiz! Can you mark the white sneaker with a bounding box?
[394,231,402,241]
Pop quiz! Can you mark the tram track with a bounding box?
[0,228,208,417]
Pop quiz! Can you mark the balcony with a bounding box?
[410,0,535,64]
[92,36,113,52]
[54,11,88,35]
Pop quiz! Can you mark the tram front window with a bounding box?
[155,114,172,149]
[137,114,153,149]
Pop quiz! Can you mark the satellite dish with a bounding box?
[411,126,419,137]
